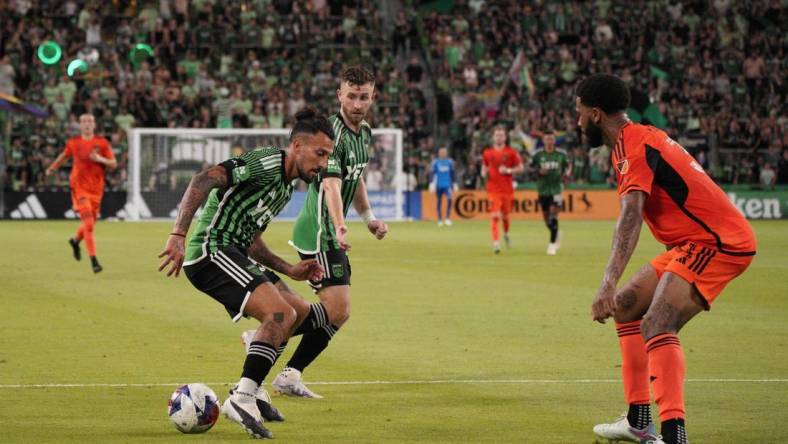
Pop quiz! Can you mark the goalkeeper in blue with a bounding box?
[430,146,458,226]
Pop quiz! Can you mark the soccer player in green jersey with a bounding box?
[157,109,334,439]
[267,66,389,398]
[532,130,571,255]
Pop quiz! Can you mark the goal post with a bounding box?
[125,127,404,221]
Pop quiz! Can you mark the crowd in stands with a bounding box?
[1,0,786,194]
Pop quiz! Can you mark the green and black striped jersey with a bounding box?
[184,147,295,263]
[291,113,371,253]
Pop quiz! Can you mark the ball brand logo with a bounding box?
[453,192,592,219]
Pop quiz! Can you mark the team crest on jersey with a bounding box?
[331,263,344,278]
[616,159,629,174]
[233,165,249,182]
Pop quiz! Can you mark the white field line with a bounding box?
[1,378,786,389]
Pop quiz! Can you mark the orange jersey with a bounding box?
[63,136,114,197]
[613,122,756,255]
[483,146,521,194]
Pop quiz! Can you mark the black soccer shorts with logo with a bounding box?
[299,249,351,292]
[183,244,280,322]
[538,193,563,212]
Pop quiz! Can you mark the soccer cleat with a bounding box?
[92,263,103,273]
[444,219,453,226]
[593,412,658,443]
[272,367,323,398]
[492,241,501,254]
[229,385,285,422]
[503,233,511,248]
[69,238,81,261]
[438,220,444,227]
[547,243,558,255]
[221,391,273,439]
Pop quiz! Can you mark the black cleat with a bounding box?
[90,257,102,273]
[69,238,81,261]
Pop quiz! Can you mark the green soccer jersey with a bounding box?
[184,147,295,263]
[291,114,371,253]
[532,149,569,196]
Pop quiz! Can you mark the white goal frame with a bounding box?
[126,127,404,221]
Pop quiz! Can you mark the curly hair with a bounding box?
[575,74,631,114]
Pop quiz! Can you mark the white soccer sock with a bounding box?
[237,377,258,397]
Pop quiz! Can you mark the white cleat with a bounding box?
[221,391,273,439]
[241,329,256,352]
[438,220,444,227]
[492,241,501,254]
[271,367,323,398]
[592,413,658,443]
[547,243,558,255]
[444,219,453,226]
[503,232,511,248]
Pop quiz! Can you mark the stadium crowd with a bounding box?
[1,0,786,193]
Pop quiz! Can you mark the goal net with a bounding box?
[125,128,404,221]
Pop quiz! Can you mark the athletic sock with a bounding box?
[549,218,559,243]
[646,333,686,422]
[292,302,329,336]
[502,217,510,233]
[90,256,100,267]
[490,216,499,241]
[286,324,339,372]
[242,341,278,385]
[617,321,650,416]
[660,418,688,444]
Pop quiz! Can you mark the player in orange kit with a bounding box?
[481,126,523,253]
[46,113,117,273]
[576,74,756,444]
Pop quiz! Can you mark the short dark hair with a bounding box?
[290,107,335,141]
[342,65,375,87]
[576,74,630,114]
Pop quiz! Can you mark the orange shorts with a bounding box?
[488,192,513,215]
[650,241,754,307]
[71,190,101,215]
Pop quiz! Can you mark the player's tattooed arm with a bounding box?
[603,191,646,286]
[159,165,228,277]
[592,191,646,322]
[172,166,228,235]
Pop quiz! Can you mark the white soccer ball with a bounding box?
[167,383,220,433]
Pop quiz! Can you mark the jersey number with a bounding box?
[345,162,368,181]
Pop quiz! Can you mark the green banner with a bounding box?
[726,190,788,219]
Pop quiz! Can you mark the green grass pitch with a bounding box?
[1,219,787,443]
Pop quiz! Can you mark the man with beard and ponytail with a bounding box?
[576,74,756,444]
[158,108,335,439]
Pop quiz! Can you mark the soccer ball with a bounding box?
[167,383,220,433]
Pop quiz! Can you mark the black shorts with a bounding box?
[299,249,351,292]
[538,194,562,212]
[183,244,281,322]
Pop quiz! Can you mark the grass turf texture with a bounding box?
[1,220,786,443]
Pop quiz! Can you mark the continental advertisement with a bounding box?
[421,190,622,221]
[421,189,788,221]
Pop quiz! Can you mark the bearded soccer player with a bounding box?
[532,130,570,255]
[245,66,388,399]
[576,74,756,444]
[46,113,116,273]
[482,126,523,253]
[158,109,334,439]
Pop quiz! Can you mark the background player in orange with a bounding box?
[46,113,117,273]
[576,74,756,444]
[481,125,523,253]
